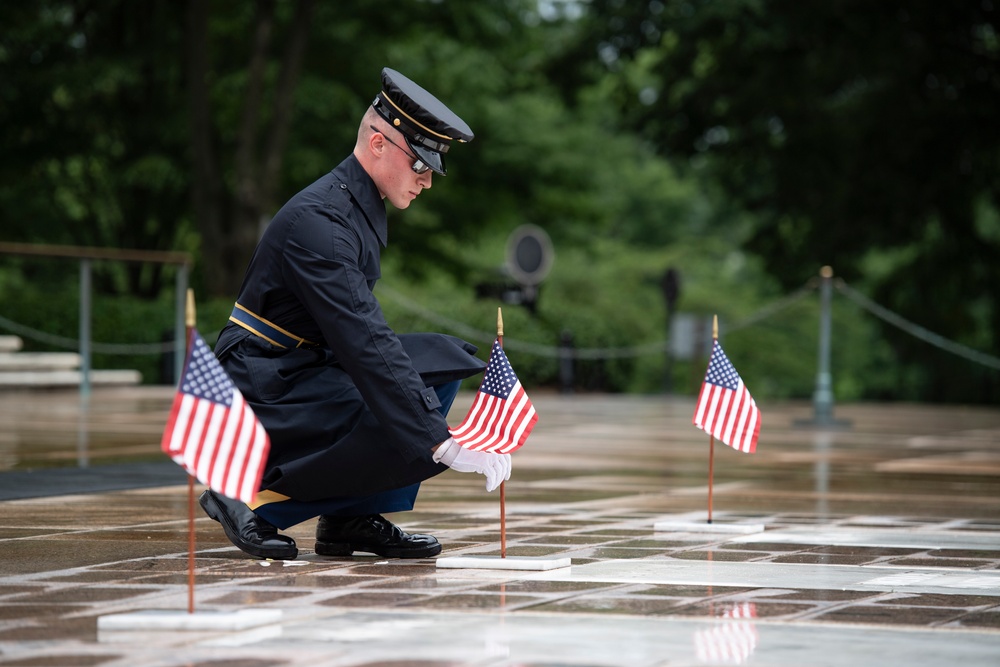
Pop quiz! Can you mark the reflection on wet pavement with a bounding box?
[1,388,999,665]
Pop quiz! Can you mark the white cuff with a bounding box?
[432,437,459,465]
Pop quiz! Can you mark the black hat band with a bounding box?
[373,94,454,154]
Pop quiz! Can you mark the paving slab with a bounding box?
[139,610,1000,667]
[1,389,999,666]
[529,560,1000,596]
[730,526,1000,550]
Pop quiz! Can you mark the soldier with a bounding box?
[200,68,511,560]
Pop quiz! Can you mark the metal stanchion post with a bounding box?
[795,266,850,429]
[814,266,834,422]
[79,259,92,401]
[77,259,92,467]
[174,264,189,385]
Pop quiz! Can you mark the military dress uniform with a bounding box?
[199,69,485,560]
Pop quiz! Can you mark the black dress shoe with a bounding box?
[315,514,441,558]
[199,490,298,560]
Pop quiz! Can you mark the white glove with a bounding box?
[433,437,512,492]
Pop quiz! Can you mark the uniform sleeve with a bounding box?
[281,211,452,461]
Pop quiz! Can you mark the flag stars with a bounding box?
[449,337,538,455]
[704,342,740,391]
[180,336,234,407]
[693,338,761,454]
[161,329,269,505]
[480,341,518,399]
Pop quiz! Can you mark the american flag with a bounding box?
[160,329,270,503]
[692,340,761,453]
[449,339,537,454]
[694,602,759,664]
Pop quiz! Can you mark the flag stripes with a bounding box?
[450,338,537,455]
[161,330,270,504]
[692,339,761,453]
[450,381,536,454]
[694,602,759,664]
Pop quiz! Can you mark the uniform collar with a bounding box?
[336,154,388,247]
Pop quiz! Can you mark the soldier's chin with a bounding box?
[388,194,414,210]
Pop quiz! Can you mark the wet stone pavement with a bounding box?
[1,387,999,666]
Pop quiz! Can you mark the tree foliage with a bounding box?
[561,0,1000,402]
[1,0,996,403]
[0,1,189,296]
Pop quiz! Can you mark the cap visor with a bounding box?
[407,139,446,176]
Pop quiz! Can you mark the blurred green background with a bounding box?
[1,1,997,403]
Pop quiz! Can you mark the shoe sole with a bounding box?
[314,540,442,559]
[199,492,298,561]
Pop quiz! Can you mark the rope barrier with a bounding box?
[376,286,672,359]
[725,280,819,333]
[0,314,177,355]
[834,279,1000,371]
[377,283,817,359]
[0,278,996,371]
[379,278,819,360]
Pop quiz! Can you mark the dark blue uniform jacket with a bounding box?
[214,155,485,501]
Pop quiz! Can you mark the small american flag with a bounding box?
[694,602,759,664]
[449,339,537,454]
[692,339,761,453]
[161,330,270,503]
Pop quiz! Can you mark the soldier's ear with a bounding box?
[368,130,385,157]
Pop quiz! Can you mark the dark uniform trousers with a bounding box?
[250,379,461,530]
[215,326,484,531]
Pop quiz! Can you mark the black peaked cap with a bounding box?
[372,68,473,176]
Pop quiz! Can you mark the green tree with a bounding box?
[563,0,1000,402]
[0,1,189,296]
[185,0,315,297]
[1,0,609,296]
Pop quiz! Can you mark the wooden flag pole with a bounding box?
[185,289,196,613]
[707,314,719,524]
[707,435,715,524]
[497,307,507,559]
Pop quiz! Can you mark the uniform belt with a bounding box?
[229,303,318,349]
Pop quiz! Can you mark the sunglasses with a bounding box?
[370,125,431,174]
